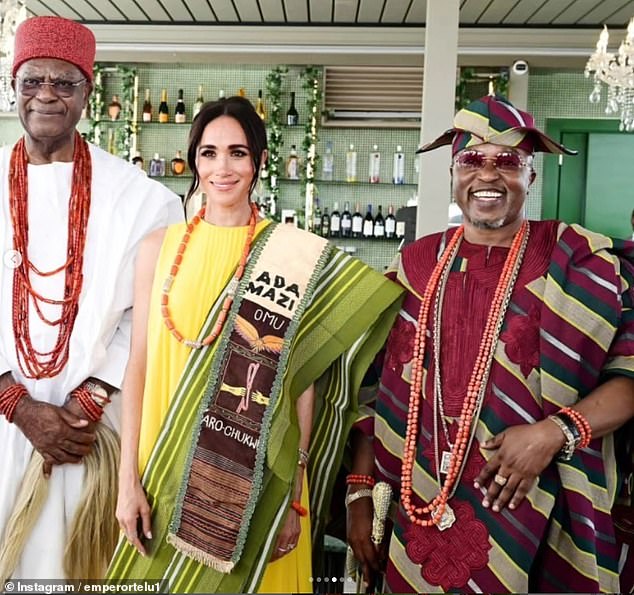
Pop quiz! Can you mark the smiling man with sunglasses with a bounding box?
[0,16,182,581]
[347,95,634,593]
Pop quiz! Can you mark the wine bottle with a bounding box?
[363,204,374,238]
[341,201,352,238]
[170,150,186,175]
[369,145,380,183]
[346,144,357,182]
[385,205,397,239]
[287,91,299,126]
[175,89,186,123]
[313,198,322,236]
[142,89,152,122]
[158,89,169,123]
[255,89,266,121]
[330,202,341,238]
[351,202,363,238]
[374,205,385,238]
[393,145,405,184]
[286,145,300,179]
[108,95,121,121]
[322,141,334,181]
[193,85,204,118]
[321,206,330,238]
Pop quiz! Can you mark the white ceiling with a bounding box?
[27,0,634,26]
[25,1,634,67]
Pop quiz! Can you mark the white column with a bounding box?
[508,60,529,110]
[416,0,460,239]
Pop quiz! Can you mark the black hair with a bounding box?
[185,95,267,206]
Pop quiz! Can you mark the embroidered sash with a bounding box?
[166,223,330,571]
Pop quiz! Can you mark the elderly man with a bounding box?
[347,95,634,593]
[0,16,182,579]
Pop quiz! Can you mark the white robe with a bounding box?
[0,142,183,579]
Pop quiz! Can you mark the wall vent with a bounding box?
[323,65,423,128]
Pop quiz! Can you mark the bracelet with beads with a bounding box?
[346,473,375,487]
[345,488,373,507]
[0,383,28,423]
[560,407,592,448]
[290,500,308,517]
[71,387,103,422]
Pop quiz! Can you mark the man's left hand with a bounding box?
[474,420,565,512]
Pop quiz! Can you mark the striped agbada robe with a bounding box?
[107,223,404,593]
[368,220,634,593]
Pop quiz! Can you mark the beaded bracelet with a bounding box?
[560,407,592,448]
[71,386,103,422]
[298,447,309,468]
[0,383,28,423]
[346,473,375,487]
[290,500,308,517]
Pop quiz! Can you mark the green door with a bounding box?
[542,119,633,240]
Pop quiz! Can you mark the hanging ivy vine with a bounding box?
[87,64,137,161]
[300,66,322,230]
[263,66,287,216]
[456,67,509,108]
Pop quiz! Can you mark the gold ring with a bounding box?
[494,473,508,486]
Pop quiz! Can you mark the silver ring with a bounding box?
[287,542,297,549]
[494,473,508,486]
[277,545,289,552]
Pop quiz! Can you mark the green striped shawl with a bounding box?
[107,224,403,593]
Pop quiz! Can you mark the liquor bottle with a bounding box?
[286,91,299,125]
[346,144,357,182]
[170,150,186,175]
[374,205,385,238]
[330,202,341,238]
[313,198,322,236]
[255,89,266,121]
[286,145,300,179]
[393,145,405,184]
[131,151,144,170]
[174,89,186,123]
[363,204,374,238]
[149,153,165,177]
[396,209,406,240]
[369,145,381,183]
[238,88,247,98]
[158,89,169,123]
[341,201,352,238]
[322,141,334,181]
[351,202,363,238]
[108,95,121,121]
[385,205,397,239]
[142,89,152,122]
[193,85,204,118]
[321,206,330,238]
[218,89,226,101]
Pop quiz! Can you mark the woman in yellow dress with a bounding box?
[106,96,403,593]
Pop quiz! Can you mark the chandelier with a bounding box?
[0,0,26,112]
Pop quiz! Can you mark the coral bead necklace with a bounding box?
[401,220,529,529]
[161,202,259,349]
[9,132,92,379]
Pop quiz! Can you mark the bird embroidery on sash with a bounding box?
[235,315,284,354]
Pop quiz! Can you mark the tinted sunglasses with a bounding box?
[15,77,87,98]
[453,150,532,173]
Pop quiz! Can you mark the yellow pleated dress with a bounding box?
[137,219,312,593]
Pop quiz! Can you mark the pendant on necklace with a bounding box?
[440,450,452,474]
[434,502,456,531]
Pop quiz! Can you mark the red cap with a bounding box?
[12,16,95,82]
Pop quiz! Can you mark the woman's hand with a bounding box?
[474,419,565,512]
[116,478,153,556]
[270,506,301,561]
